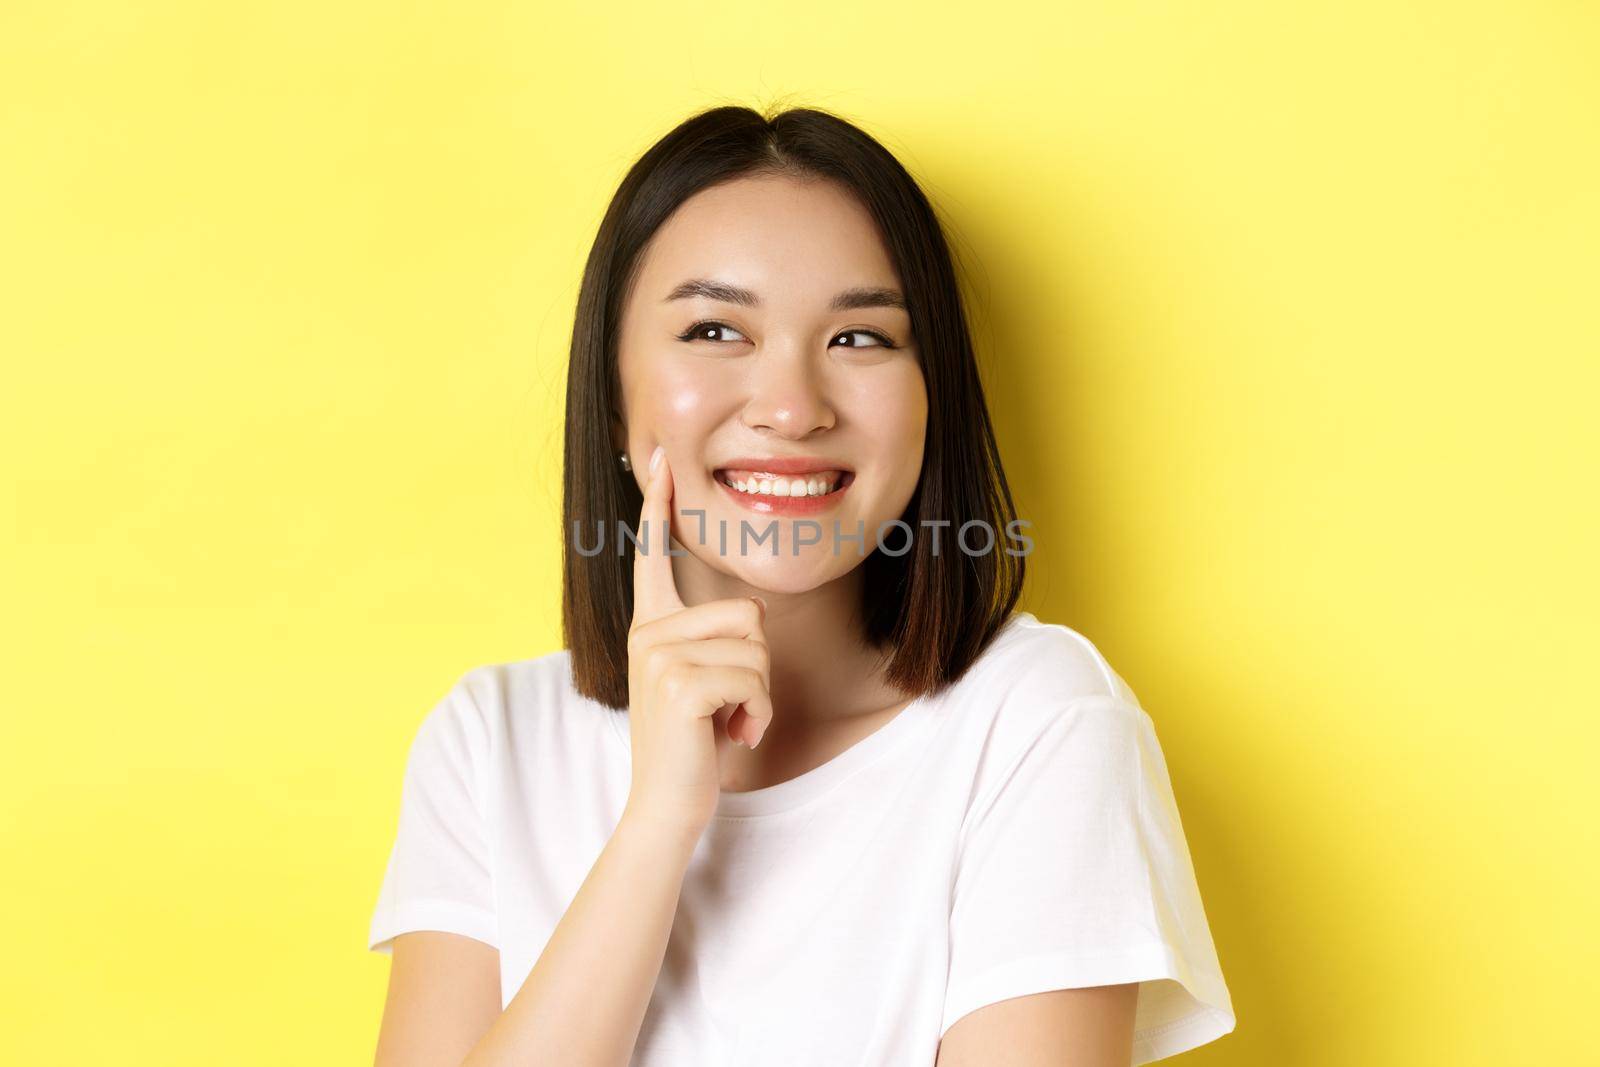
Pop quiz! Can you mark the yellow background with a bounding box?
[2,2,1594,1063]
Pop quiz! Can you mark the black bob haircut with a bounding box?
[562,103,1024,709]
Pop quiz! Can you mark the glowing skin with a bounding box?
[613,172,928,773]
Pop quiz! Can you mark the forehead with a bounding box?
[633,174,901,306]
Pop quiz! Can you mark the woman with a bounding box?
[368,104,1235,1066]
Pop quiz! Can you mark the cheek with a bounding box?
[859,374,928,453]
[632,362,728,429]
[837,377,926,510]
[666,384,709,421]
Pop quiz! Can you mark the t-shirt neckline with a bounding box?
[604,688,941,818]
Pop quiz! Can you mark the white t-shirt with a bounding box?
[368,610,1236,1065]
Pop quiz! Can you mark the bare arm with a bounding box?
[934,983,1139,1067]
[373,448,768,1066]
[372,806,700,1067]
[374,932,501,1067]
[459,807,702,1066]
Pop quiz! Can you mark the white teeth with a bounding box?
[720,473,839,497]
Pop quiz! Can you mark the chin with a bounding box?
[723,551,857,596]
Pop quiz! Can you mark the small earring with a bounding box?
[617,450,632,472]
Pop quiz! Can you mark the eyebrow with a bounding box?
[662,277,907,313]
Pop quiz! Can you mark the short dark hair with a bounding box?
[562,103,1024,709]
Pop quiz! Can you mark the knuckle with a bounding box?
[642,645,674,678]
[659,662,690,700]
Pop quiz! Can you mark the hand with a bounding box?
[622,445,774,834]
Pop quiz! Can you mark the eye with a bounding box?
[674,321,899,350]
[676,320,750,344]
[832,328,897,350]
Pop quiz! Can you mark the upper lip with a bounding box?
[713,456,855,476]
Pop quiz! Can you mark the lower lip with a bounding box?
[714,472,854,516]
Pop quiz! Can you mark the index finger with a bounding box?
[631,445,685,627]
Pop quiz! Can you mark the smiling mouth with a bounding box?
[713,468,855,498]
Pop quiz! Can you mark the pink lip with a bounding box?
[712,466,854,517]
[714,456,855,477]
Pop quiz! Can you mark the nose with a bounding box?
[740,340,836,438]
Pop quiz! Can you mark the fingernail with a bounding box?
[750,725,766,749]
[648,445,663,474]
[733,736,747,748]
[751,595,767,617]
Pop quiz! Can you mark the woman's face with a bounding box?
[615,173,927,594]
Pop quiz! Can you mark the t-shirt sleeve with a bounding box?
[367,670,499,954]
[941,692,1236,1064]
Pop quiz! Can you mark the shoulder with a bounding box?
[453,648,581,714]
[420,648,614,761]
[407,649,579,744]
[961,611,1143,720]
[942,612,1151,776]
